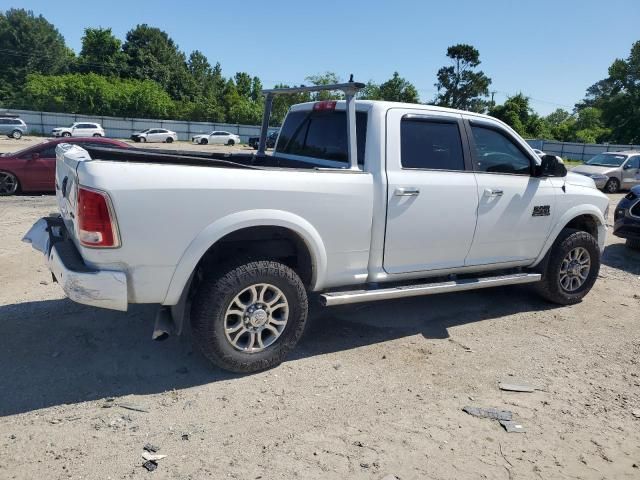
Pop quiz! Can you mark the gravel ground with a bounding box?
[0,138,639,479]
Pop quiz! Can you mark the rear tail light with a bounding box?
[313,100,337,111]
[77,186,120,248]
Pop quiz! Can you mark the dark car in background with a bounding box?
[248,130,279,149]
[0,137,129,195]
[613,186,640,250]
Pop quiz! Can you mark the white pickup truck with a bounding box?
[25,81,609,373]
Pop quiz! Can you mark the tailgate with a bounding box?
[55,144,91,238]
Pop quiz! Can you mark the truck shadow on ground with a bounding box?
[602,243,640,275]
[0,285,555,417]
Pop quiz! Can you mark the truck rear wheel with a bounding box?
[535,228,600,305]
[191,260,308,373]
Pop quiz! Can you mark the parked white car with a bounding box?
[131,128,177,143]
[25,82,609,374]
[51,122,105,138]
[192,131,241,146]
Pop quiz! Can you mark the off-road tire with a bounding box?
[604,178,620,193]
[191,260,308,373]
[535,228,600,305]
[626,238,640,250]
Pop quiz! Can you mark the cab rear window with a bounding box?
[276,110,367,166]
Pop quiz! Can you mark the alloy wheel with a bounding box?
[559,246,591,292]
[223,283,289,353]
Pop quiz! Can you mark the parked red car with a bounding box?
[0,137,129,195]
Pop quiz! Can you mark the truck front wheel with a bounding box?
[535,228,600,305]
[191,260,308,373]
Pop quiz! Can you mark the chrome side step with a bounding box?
[320,273,541,307]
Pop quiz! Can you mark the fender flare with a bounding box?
[532,204,606,267]
[162,209,328,305]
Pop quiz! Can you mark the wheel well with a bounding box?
[198,226,314,287]
[564,214,599,240]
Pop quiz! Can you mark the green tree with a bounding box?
[545,108,575,141]
[269,83,310,126]
[305,72,342,100]
[0,8,74,101]
[234,72,252,98]
[572,107,611,143]
[77,27,126,76]
[19,73,175,118]
[122,24,194,100]
[377,72,419,103]
[250,76,263,102]
[578,40,640,143]
[357,80,382,100]
[434,44,492,112]
[490,93,550,138]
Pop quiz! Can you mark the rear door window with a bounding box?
[276,110,367,166]
[400,119,465,170]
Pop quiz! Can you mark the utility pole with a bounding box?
[490,90,496,108]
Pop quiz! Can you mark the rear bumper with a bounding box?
[23,217,128,311]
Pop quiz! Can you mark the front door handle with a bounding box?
[484,188,504,197]
[394,187,420,197]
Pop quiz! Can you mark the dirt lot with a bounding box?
[0,138,639,479]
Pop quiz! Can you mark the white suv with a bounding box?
[52,122,105,138]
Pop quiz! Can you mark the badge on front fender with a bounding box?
[532,205,551,217]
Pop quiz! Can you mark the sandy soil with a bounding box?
[0,138,639,479]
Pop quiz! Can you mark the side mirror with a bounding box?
[623,163,633,170]
[537,154,567,178]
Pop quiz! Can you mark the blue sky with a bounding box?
[9,0,640,114]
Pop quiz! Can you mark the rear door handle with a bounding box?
[484,188,504,197]
[394,187,420,197]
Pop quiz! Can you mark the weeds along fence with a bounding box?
[1,108,279,143]
[526,139,640,162]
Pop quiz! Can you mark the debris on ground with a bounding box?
[181,433,189,441]
[143,443,160,453]
[462,406,512,421]
[142,460,158,472]
[118,403,149,413]
[499,382,536,393]
[500,420,527,433]
[632,409,640,418]
[142,451,167,462]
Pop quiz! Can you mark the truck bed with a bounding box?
[82,146,330,170]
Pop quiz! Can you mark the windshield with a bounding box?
[585,153,627,167]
